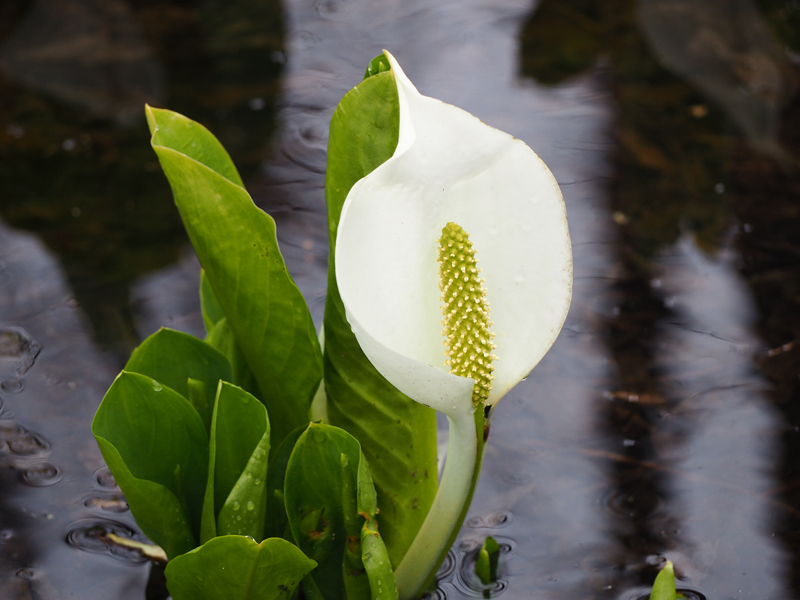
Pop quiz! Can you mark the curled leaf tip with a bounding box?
[364,53,392,79]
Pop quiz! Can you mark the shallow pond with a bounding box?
[1,0,800,598]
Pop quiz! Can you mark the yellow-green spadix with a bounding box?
[335,51,572,418]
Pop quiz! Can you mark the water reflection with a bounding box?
[0,0,286,359]
[521,0,798,597]
[653,237,783,597]
[0,0,799,598]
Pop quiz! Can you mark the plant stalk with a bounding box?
[394,405,487,600]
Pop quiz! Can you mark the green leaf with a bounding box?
[92,371,208,558]
[165,536,317,600]
[285,423,378,600]
[264,425,306,540]
[147,106,322,450]
[361,518,398,600]
[201,382,270,543]
[475,536,499,585]
[124,327,232,433]
[364,54,391,78]
[206,317,261,399]
[342,454,371,600]
[323,53,438,567]
[650,561,681,600]
[200,269,226,333]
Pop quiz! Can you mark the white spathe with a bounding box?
[335,51,572,416]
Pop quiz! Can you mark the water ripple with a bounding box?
[0,421,50,456]
[83,493,129,513]
[94,466,118,489]
[20,461,61,486]
[66,519,150,565]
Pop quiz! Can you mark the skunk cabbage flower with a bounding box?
[336,53,572,417]
[335,52,572,599]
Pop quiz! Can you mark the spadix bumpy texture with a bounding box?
[438,222,496,406]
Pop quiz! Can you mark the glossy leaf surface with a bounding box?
[200,269,225,332]
[263,425,305,540]
[166,536,316,600]
[206,317,260,398]
[147,106,322,449]
[92,371,208,558]
[124,327,232,432]
[285,423,377,600]
[361,517,398,600]
[650,561,683,600]
[324,56,438,567]
[476,536,499,585]
[201,382,270,543]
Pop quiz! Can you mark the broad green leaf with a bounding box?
[361,517,398,600]
[200,269,226,333]
[92,371,208,558]
[324,56,438,566]
[125,327,232,432]
[206,317,260,399]
[165,535,317,600]
[147,106,322,450]
[201,382,270,542]
[285,423,377,600]
[263,424,306,540]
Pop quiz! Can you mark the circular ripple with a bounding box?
[437,548,458,580]
[487,512,511,527]
[16,568,36,580]
[675,590,706,600]
[315,0,354,19]
[601,488,662,519]
[421,586,448,600]
[94,466,118,489]
[624,586,706,600]
[83,493,129,513]
[0,529,13,542]
[466,512,512,529]
[0,326,41,375]
[630,590,705,600]
[0,422,50,456]
[66,519,150,565]
[1,378,23,393]
[446,539,512,599]
[21,462,61,486]
[454,550,508,598]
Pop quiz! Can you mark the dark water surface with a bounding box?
[1,0,800,598]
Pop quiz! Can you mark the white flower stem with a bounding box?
[394,406,486,600]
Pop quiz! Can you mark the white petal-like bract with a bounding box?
[335,51,572,413]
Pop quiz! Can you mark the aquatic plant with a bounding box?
[91,51,571,600]
[649,561,685,600]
